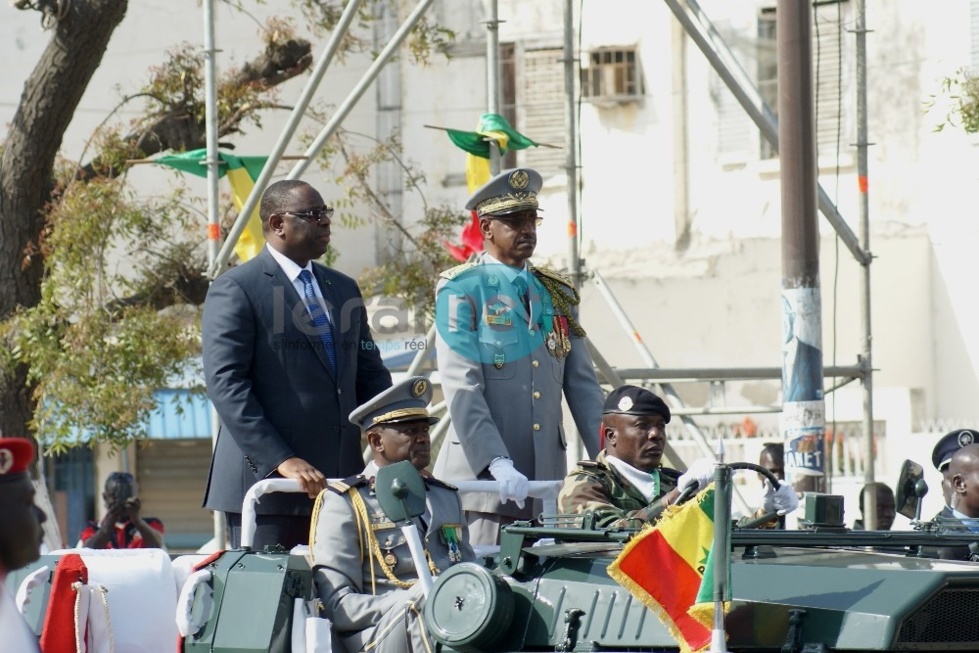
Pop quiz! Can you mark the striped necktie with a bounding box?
[298,269,337,373]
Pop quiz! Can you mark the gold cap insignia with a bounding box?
[412,379,428,397]
[508,170,530,190]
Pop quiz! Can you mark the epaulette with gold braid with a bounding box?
[530,265,586,336]
[530,265,574,290]
[439,261,476,281]
[327,475,367,494]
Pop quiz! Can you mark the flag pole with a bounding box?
[710,437,731,653]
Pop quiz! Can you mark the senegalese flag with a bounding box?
[442,113,540,261]
[153,149,268,262]
[607,484,724,653]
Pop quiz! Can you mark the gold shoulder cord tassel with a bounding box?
[349,491,439,590]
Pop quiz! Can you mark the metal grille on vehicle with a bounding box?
[897,586,979,647]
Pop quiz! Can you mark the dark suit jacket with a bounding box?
[202,247,391,516]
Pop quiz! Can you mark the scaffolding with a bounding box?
[200,0,878,532]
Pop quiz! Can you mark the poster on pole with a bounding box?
[781,287,826,487]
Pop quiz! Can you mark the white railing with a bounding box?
[241,477,564,549]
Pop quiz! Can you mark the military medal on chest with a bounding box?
[549,315,571,360]
[442,524,463,563]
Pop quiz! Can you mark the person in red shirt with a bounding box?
[78,471,164,549]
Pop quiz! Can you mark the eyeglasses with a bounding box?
[495,215,543,230]
[280,207,334,225]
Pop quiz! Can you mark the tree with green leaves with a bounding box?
[1,0,460,458]
[936,70,979,134]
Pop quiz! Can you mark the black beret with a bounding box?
[602,385,671,423]
[932,429,978,472]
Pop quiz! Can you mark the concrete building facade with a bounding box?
[6,0,979,533]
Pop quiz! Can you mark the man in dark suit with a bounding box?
[202,179,392,549]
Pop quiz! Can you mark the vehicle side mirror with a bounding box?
[375,460,427,524]
[895,459,928,521]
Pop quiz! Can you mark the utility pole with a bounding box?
[777,0,826,494]
[485,0,503,175]
[562,0,581,289]
[202,0,227,549]
[855,0,877,531]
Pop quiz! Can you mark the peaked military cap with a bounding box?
[932,428,977,472]
[0,437,34,481]
[465,167,543,217]
[349,376,438,431]
[602,385,671,423]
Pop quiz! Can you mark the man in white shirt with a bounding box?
[201,179,391,549]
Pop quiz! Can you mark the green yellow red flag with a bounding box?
[607,484,722,653]
[444,113,539,192]
[441,114,540,260]
[153,149,268,262]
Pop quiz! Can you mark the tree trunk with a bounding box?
[0,0,129,437]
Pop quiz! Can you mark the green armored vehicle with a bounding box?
[420,461,979,653]
[11,460,979,652]
[423,518,979,653]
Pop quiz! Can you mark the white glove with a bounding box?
[760,480,800,516]
[488,457,529,508]
[676,458,715,495]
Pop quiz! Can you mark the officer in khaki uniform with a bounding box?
[310,376,475,653]
[433,167,604,544]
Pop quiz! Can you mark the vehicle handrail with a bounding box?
[241,478,311,549]
[447,480,563,516]
[240,478,565,548]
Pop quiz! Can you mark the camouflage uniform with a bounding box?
[558,451,681,529]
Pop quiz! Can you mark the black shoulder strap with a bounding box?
[327,475,367,495]
[423,476,458,491]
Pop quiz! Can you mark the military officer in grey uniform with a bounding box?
[433,167,604,545]
[310,376,475,653]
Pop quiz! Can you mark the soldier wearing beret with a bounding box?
[310,376,475,653]
[932,428,977,521]
[433,167,604,544]
[559,386,798,529]
[0,437,46,653]
[932,442,979,560]
[558,386,686,528]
